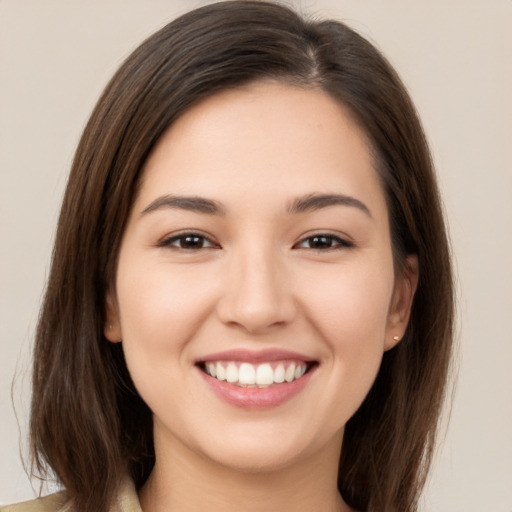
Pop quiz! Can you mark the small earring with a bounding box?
[393,335,400,342]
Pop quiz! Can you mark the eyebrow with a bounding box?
[140,192,371,218]
[141,195,226,216]
[287,193,372,217]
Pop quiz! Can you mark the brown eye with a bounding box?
[161,232,218,250]
[296,234,353,250]
[178,235,206,248]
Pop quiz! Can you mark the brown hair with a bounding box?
[30,2,454,511]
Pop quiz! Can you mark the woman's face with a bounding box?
[106,82,416,472]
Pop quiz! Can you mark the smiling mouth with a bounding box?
[198,360,317,388]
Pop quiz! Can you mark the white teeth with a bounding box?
[216,363,226,381]
[274,363,285,383]
[285,363,296,383]
[205,361,308,387]
[238,362,256,385]
[256,363,274,386]
[226,363,238,383]
[206,362,216,378]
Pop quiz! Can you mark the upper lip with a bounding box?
[197,348,315,364]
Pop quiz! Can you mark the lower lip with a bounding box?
[198,367,314,410]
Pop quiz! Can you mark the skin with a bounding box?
[105,82,418,512]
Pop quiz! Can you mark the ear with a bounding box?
[385,255,419,350]
[104,292,122,343]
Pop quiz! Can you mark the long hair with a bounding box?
[30,2,454,511]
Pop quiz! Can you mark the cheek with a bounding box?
[114,261,214,423]
[114,256,216,380]
[297,258,394,387]
[299,258,394,339]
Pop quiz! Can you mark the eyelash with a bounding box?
[293,234,354,251]
[159,231,353,252]
[159,231,219,250]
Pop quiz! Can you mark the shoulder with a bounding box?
[1,478,141,512]
[0,492,70,512]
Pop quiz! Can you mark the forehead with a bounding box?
[136,82,386,218]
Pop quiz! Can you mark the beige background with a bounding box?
[1,0,511,510]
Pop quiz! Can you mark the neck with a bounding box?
[138,429,352,512]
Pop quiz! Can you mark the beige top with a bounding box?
[0,479,142,512]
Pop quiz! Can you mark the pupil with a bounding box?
[311,236,331,248]
[183,236,202,247]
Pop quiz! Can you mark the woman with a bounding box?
[3,1,453,511]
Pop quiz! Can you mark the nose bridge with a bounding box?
[218,239,294,332]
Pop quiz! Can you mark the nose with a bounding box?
[216,245,296,334]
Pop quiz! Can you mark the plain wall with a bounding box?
[1,0,511,510]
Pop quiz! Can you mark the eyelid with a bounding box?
[156,230,353,251]
[158,230,221,249]
[293,232,354,250]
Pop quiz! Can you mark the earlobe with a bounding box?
[385,255,419,350]
[104,293,122,343]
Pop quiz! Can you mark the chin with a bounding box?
[205,443,308,474]
[193,421,342,475]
